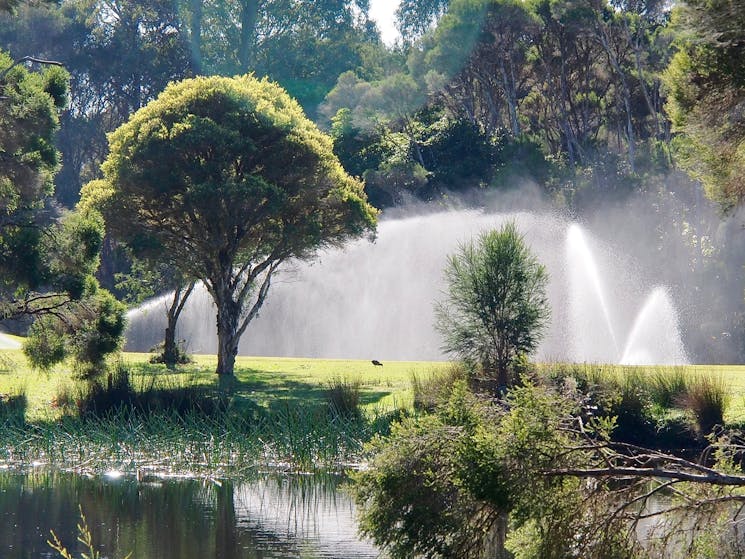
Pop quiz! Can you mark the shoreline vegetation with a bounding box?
[1,349,745,479]
[0,350,444,477]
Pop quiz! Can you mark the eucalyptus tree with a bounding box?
[177,0,380,113]
[86,75,377,375]
[419,0,538,137]
[664,0,745,210]
[396,0,451,39]
[0,0,195,206]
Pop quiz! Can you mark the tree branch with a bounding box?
[0,55,64,81]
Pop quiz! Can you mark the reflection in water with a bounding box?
[0,470,379,558]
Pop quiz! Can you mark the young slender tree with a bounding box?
[435,221,549,387]
[85,74,377,376]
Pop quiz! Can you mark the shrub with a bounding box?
[148,340,192,366]
[435,222,550,388]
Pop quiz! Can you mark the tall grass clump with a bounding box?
[0,389,27,425]
[649,367,689,409]
[681,375,730,435]
[411,363,467,412]
[326,376,361,418]
[58,365,231,419]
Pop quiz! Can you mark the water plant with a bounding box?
[0,365,398,475]
[48,505,132,559]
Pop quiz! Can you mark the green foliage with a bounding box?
[353,381,643,558]
[23,288,126,377]
[435,222,550,387]
[24,317,67,370]
[663,0,745,209]
[353,383,503,559]
[0,48,68,302]
[45,209,105,300]
[42,65,69,108]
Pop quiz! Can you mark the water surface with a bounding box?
[0,470,379,558]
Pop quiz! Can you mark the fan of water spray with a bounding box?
[619,287,688,366]
[566,224,621,362]
[124,211,689,365]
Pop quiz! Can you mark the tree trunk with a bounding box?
[162,281,195,369]
[482,513,510,559]
[163,324,178,368]
[596,18,636,172]
[190,0,203,73]
[239,0,259,71]
[498,59,521,137]
[213,281,242,376]
[210,261,278,376]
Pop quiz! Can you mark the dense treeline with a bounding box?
[1,0,745,362]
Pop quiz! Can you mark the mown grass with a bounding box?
[0,350,445,422]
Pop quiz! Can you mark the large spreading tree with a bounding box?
[85,74,377,375]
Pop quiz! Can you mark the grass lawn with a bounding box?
[0,349,450,422]
[2,347,745,422]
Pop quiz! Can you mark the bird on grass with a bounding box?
[371,360,383,366]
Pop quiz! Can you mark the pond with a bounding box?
[0,470,380,558]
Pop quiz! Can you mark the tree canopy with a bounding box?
[0,48,125,375]
[664,0,745,211]
[84,74,377,375]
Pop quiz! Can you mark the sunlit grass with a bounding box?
[3,347,745,475]
[535,362,745,423]
[0,349,448,422]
